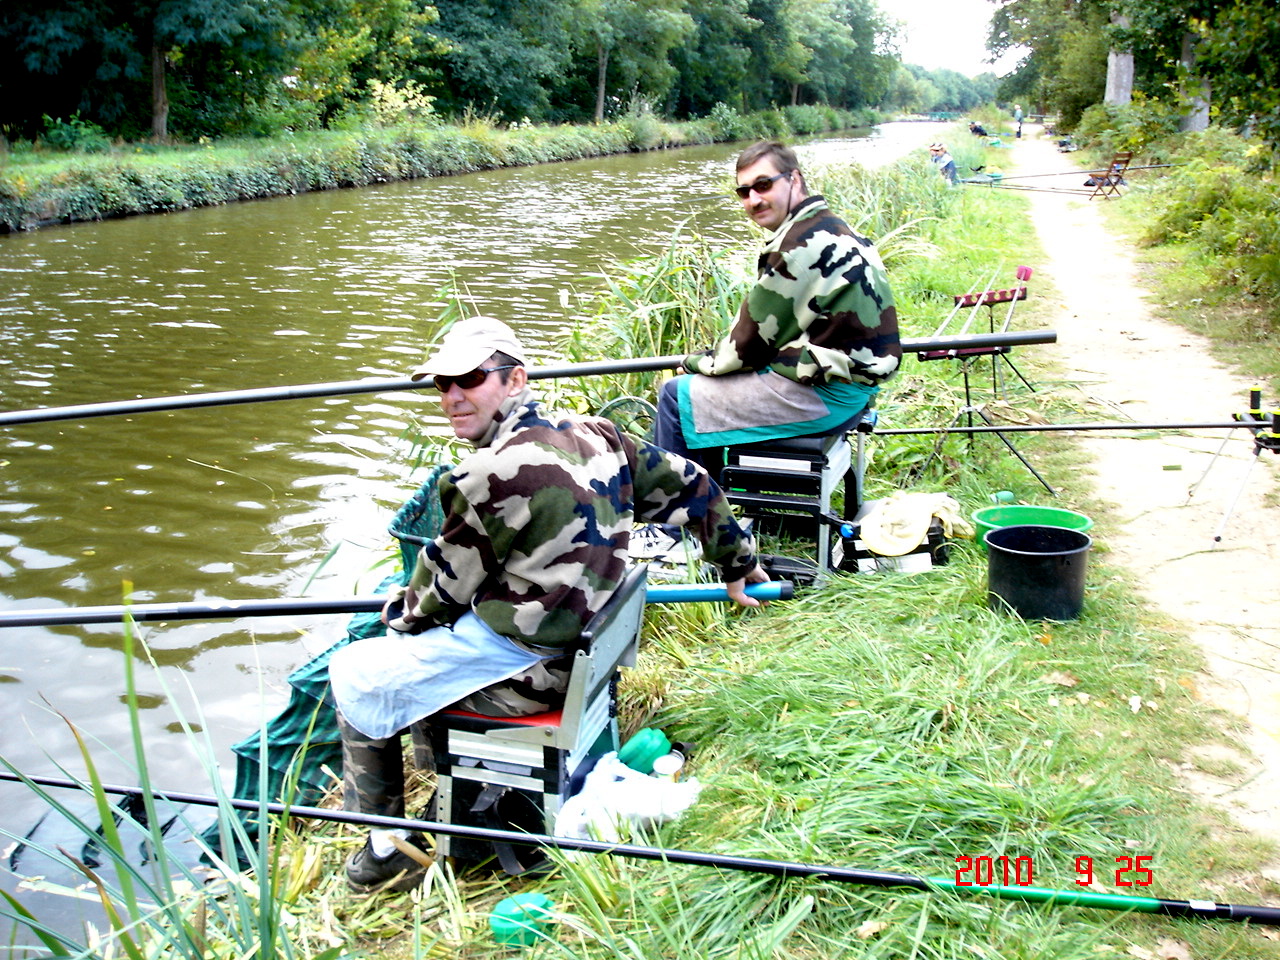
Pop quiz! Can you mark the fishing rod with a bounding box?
[877,414,1280,436]
[0,331,1057,427]
[962,182,1112,197]
[2,771,1277,924]
[963,163,1176,184]
[0,581,793,629]
[0,356,684,427]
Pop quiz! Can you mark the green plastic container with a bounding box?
[490,893,555,946]
[971,504,1093,552]
[618,728,670,774]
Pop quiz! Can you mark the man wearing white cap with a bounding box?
[329,315,767,892]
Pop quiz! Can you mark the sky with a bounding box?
[889,0,1027,78]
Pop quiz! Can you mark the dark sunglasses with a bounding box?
[432,365,516,392]
[734,171,790,199]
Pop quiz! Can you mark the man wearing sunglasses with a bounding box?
[328,315,767,892]
[641,140,900,561]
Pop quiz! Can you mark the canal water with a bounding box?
[0,121,942,923]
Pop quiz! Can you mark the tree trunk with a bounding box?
[594,43,609,123]
[789,82,799,106]
[1104,12,1133,106]
[151,41,169,142]
[1178,32,1210,132]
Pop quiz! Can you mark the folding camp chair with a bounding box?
[1087,151,1132,200]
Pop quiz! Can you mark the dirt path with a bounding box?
[1001,129,1280,857]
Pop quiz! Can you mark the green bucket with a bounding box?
[971,505,1093,552]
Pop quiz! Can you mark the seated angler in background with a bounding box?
[930,143,958,184]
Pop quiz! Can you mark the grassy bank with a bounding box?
[4,135,1278,958]
[0,103,875,233]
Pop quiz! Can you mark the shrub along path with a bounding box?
[1009,127,1280,862]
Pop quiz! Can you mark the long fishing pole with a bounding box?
[0,582,792,629]
[0,331,1056,427]
[0,356,684,427]
[2,771,1277,924]
[876,417,1280,436]
[965,163,1176,184]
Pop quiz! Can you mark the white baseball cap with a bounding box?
[410,316,527,381]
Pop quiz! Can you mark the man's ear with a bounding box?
[507,365,528,393]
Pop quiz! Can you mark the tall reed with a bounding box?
[0,600,346,960]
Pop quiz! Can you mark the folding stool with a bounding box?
[421,564,648,873]
[719,408,876,582]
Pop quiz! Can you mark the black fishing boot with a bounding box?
[344,833,433,894]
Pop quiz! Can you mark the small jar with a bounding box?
[650,751,685,781]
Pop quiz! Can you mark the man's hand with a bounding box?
[382,586,422,632]
[725,563,771,608]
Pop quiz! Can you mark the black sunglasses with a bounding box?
[432,365,517,393]
[734,171,791,199]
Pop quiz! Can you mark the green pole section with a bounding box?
[927,876,1162,914]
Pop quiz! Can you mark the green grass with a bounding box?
[1101,199,1280,396]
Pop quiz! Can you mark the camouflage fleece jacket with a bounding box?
[684,195,901,387]
[399,389,757,647]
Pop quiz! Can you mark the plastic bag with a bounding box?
[553,752,703,842]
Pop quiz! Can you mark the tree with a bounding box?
[832,0,896,109]
[992,0,1112,127]
[573,0,694,122]
[786,0,854,106]
[1117,0,1218,131]
[1104,11,1133,106]
[0,0,316,140]
[430,0,572,121]
[286,0,442,126]
[1193,0,1280,152]
[666,0,757,119]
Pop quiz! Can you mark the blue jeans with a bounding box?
[655,377,723,474]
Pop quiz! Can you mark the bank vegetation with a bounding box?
[0,103,873,233]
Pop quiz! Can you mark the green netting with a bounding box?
[202,464,450,858]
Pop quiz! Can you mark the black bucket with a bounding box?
[986,524,1091,620]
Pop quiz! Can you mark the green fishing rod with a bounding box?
[2,771,1277,924]
[0,331,1056,427]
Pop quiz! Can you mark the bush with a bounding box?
[709,102,750,142]
[1141,128,1280,306]
[1074,96,1180,157]
[42,113,111,153]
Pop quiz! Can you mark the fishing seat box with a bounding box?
[720,410,875,581]
[418,564,647,874]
